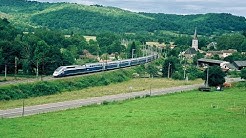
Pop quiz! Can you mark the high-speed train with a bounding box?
[53,54,158,77]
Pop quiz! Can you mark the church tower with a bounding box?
[192,28,198,51]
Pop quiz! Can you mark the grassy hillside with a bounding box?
[1,86,246,137]
[0,0,245,35]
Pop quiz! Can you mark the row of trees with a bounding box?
[0,18,145,75]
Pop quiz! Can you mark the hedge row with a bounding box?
[0,69,134,101]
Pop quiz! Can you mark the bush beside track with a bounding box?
[0,69,134,101]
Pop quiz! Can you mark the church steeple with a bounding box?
[193,27,197,39]
[192,28,198,51]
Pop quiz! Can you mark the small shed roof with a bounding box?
[198,58,225,64]
[233,61,246,67]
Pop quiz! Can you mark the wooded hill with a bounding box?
[0,0,246,35]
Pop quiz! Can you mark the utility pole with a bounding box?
[4,64,7,80]
[14,57,18,80]
[106,53,108,70]
[36,61,39,78]
[41,56,44,81]
[132,49,135,59]
[206,66,209,87]
[168,63,171,79]
[142,44,145,57]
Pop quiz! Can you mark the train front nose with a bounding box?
[53,72,59,77]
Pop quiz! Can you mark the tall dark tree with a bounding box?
[162,57,180,78]
[203,66,226,87]
[108,41,125,54]
[97,33,118,54]
[128,41,137,58]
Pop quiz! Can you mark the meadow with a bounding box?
[0,78,202,109]
[0,86,246,137]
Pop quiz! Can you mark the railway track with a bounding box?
[0,67,130,86]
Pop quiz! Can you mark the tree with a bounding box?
[87,40,100,55]
[186,66,203,80]
[97,33,118,54]
[203,66,226,87]
[60,48,75,65]
[211,54,221,60]
[167,47,181,57]
[224,52,245,63]
[108,40,125,54]
[242,30,246,37]
[162,57,180,78]
[240,39,246,52]
[127,41,137,58]
[240,68,246,79]
[193,52,204,65]
[0,48,3,68]
[172,71,183,80]
[146,64,159,77]
[217,33,245,51]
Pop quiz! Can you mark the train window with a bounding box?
[55,66,64,71]
[67,66,76,69]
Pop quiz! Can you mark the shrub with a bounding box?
[172,71,183,80]
[0,68,134,101]
[31,81,60,96]
[0,89,11,100]
[228,70,241,78]
[241,68,246,79]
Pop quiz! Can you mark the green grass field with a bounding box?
[1,86,246,137]
[0,78,202,110]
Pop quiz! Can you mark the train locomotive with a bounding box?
[53,54,158,77]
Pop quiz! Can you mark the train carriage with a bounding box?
[119,60,131,68]
[53,54,158,77]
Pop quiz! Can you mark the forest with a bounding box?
[0,0,246,35]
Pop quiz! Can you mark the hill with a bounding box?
[0,0,246,35]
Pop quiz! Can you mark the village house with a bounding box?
[197,58,232,71]
[205,49,237,58]
[146,42,166,48]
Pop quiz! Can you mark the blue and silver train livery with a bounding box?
[53,54,158,77]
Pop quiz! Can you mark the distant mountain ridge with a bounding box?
[0,0,245,35]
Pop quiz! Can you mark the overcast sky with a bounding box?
[33,0,246,17]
